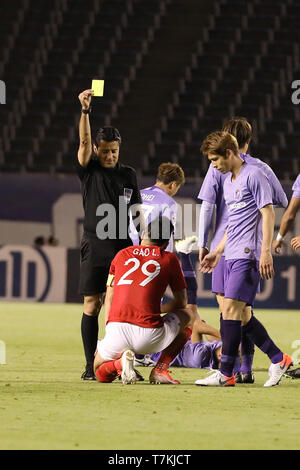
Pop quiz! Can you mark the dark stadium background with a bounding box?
[0,0,299,308]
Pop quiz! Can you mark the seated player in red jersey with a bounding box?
[94,216,196,384]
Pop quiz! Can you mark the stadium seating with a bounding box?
[142,0,300,181]
[0,0,171,172]
[0,0,299,182]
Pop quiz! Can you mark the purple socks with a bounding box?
[220,318,242,377]
[242,314,283,364]
[176,252,197,305]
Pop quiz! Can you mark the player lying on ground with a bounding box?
[137,317,247,377]
[94,216,196,384]
[137,316,223,370]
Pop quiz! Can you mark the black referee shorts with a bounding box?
[79,235,111,296]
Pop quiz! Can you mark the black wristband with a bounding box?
[81,108,91,114]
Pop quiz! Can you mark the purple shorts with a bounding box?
[212,256,225,295]
[224,259,260,306]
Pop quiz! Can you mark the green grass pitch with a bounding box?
[0,302,300,450]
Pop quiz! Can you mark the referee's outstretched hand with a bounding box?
[78,89,94,110]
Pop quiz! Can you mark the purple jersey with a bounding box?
[150,339,222,369]
[223,162,273,260]
[130,185,177,252]
[198,153,287,251]
[292,174,300,199]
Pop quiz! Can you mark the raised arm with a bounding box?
[77,89,93,167]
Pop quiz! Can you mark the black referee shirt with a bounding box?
[77,158,142,261]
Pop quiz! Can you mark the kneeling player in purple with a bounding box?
[196,131,293,387]
[197,117,288,383]
[130,162,199,316]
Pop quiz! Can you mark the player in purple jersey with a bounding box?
[198,117,288,383]
[196,131,293,387]
[130,162,184,252]
[273,173,300,254]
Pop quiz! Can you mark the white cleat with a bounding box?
[121,350,137,385]
[195,370,235,387]
[264,353,293,387]
[175,236,198,254]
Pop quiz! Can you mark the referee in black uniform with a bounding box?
[77,89,142,380]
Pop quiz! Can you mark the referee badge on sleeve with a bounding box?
[123,188,133,204]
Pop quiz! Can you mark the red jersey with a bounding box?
[107,245,187,328]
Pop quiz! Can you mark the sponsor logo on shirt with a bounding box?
[228,201,247,210]
[142,193,155,201]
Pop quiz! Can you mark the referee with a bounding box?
[77,89,142,380]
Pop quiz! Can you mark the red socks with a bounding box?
[156,327,192,370]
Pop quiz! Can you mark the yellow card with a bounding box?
[92,79,104,97]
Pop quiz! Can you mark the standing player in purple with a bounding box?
[196,131,292,387]
[198,117,288,383]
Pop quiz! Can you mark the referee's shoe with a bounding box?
[81,364,96,381]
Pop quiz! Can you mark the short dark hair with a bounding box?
[94,126,122,147]
[222,117,252,149]
[156,162,185,187]
[145,216,174,246]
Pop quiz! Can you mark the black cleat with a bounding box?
[234,372,243,383]
[241,371,255,383]
[118,368,144,381]
[134,369,145,382]
[81,364,96,381]
[284,367,300,379]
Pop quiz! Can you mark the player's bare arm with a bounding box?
[272,197,300,254]
[191,317,221,343]
[260,204,275,280]
[160,289,187,314]
[77,89,94,167]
